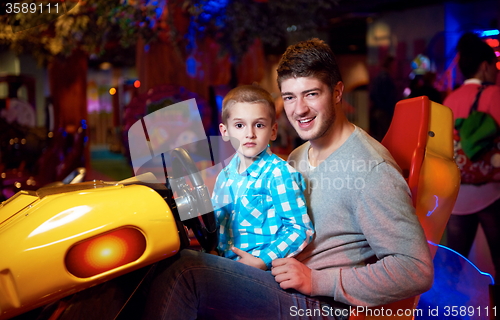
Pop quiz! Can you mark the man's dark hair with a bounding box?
[457,32,496,79]
[277,38,342,91]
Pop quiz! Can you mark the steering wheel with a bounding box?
[169,147,217,253]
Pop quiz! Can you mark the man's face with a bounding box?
[281,77,339,142]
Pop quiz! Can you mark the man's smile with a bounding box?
[298,116,316,128]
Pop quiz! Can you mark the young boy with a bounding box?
[211,85,314,270]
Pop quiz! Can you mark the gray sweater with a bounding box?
[288,126,433,307]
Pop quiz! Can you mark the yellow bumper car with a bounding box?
[0,148,217,320]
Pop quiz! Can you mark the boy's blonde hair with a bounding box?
[221,85,276,125]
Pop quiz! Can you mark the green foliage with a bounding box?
[0,0,340,64]
[0,0,158,64]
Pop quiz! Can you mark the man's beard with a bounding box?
[297,109,336,142]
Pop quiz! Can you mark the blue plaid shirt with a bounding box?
[211,147,314,268]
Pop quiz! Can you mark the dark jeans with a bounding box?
[141,250,350,320]
[446,198,500,282]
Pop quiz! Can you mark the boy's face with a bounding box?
[219,102,277,162]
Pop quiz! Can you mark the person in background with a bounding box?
[212,84,314,271]
[369,55,398,141]
[408,71,443,103]
[443,32,500,283]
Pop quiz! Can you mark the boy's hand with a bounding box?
[271,258,312,295]
[231,247,267,270]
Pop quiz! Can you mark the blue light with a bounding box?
[215,95,223,110]
[428,240,495,284]
[154,6,162,20]
[481,29,500,37]
[426,195,438,216]
[185,0,229,52]
[186,56,198,77]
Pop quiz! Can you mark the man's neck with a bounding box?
[308,116,355,167]
[464,78,482,85]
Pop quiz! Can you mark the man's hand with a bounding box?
[231,247,267,270]
[271,258,312,295]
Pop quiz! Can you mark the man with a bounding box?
[141,38,433,320]
[275,39,432,306]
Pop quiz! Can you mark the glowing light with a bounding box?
[368,21,391,47]
[109,87,117,95]
[480,29,500,37]
[497,62,500,70]
[134,80,141,88]
[65,228,146,278]
[427,240,495,284]
[185,0,229,53]
[186,56,198,77]
[485,38,499,48]
[99,62,112,70]
[403,87,411,97]
[426,195,439,216]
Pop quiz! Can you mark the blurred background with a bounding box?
[0,0,499,189]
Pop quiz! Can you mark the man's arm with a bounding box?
[311,164,433,306]
[273,161,433,306]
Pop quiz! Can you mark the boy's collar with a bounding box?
[232,146,272,176]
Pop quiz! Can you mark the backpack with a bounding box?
[453,84,500,184]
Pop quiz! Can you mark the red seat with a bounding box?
[352,96,460,319]
[381,97,429,206]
